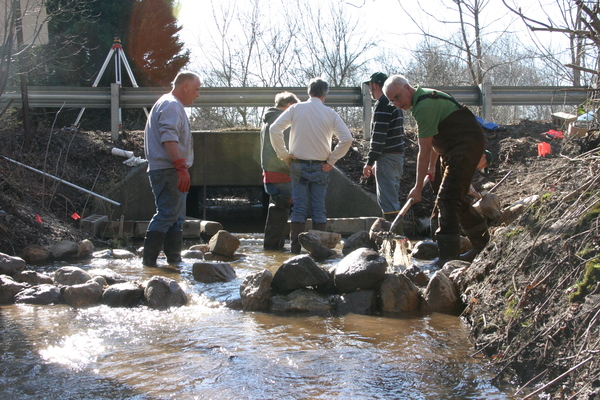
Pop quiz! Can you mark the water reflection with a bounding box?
[0,236,513,399]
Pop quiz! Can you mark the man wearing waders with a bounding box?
[383,74,490,267]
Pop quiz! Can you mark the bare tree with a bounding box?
[502,0,600,87]
[397,0,528,86]
[291,0,378,87]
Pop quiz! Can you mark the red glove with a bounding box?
[173,158,190,193]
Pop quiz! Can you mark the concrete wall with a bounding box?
[92,131,381,221]
[189,131,262,186]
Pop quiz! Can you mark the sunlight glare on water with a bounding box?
[0,235,514,399]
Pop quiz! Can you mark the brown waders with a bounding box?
[264,195,291,250]
[428,106,490,266]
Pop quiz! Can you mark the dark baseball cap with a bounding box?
[363,72,388,86]
[483,150,493,174]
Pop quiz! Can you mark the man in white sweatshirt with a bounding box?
[270,78,353,253]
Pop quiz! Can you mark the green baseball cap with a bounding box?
[363,72,388,86]
[483,150,493,174]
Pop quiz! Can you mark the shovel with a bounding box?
[388,174,432,235]
[389,198,414,235]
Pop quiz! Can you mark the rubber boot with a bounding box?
[264,196,291,250]
[459,222,490,262]
[142,231,165,267]
[312,222,327,232]
[290,222,305,254]
[429,233,460,269]
[163,231,183,264]
[384,211,402,234]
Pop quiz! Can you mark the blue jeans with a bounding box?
[289,162,329,224]
[374,153,404,214]
[264,181,292,202]
[147,168,187,233]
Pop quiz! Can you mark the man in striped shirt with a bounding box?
[362,72,405,227]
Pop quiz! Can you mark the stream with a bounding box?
[0,234,515,399]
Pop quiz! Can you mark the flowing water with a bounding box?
[0,235,514,399]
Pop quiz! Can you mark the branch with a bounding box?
[530,26,594,36]
[564,63,599,75]
[523,357,594,400]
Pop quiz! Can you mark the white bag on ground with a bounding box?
[473,192,502,220]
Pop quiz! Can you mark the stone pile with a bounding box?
[0,226,475,317]
[240,244,471,316]
[0,245,187,310]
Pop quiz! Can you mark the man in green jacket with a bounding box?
[383,74,490,266]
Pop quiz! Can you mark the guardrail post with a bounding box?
[362,83,372,140]
[111,83,120,141]
[479,81,492,122]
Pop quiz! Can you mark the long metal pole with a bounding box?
[1,156,121,206]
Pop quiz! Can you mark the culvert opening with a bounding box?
[187,186,269,233]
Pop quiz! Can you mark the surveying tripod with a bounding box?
[72,37,148,130]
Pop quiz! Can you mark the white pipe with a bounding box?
[1,156,121,206]
[111,147,134,158]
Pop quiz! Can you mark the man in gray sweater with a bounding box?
[142,71,201,267]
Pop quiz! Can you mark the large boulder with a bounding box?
[20,245,52,264]
[334,290,376,315]
[342,230,374,256]
[63,280,103,308]
[201,220,223,238]
[78,239,95,258]
[271,255,329,293]
[49,240,81,261]
[208,230,240,258]
[192,262,236,283]
[0,253,26,276]
[379,273,422,313]
[181,249,204,259]
[240,269,273,311]
[411,241,438,260]
[333,248,388,293]
[53,267,92,286]
[0,275,28,304]
[102,282,145,307]
[270,289,333,314]
[441,260,471,278]
[12,270,53,285]
[306,229,341,248]
[298,232,336,261]
[403,265,429,287]
[15,284,62,305]
[144,276,187,310]
[111,249,136,259]
[88,268,127,285]
[369,218,391,246]
[423,270,463,315]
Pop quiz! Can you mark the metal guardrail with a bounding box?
[0,86,365,108]
[0,84,593,140]
[0,85,591,108]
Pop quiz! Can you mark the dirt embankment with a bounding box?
[1,117,599,398]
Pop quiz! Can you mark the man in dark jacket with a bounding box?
[260,92,300,250]
[362,72,405,227]
[383,74,490,266]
